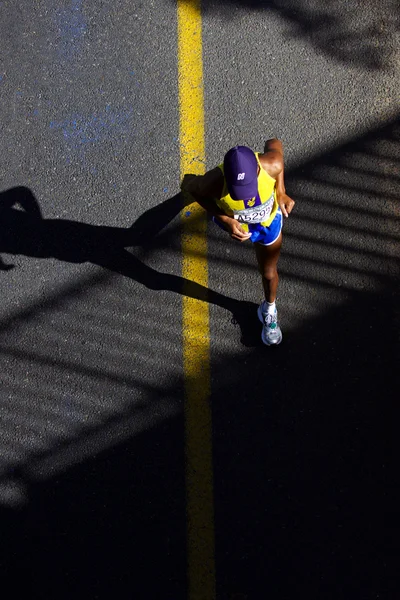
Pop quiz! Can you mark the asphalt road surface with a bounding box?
[0,1,399,598]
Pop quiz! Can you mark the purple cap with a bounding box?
[223,146,258,200]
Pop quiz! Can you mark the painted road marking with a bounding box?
[177,1,216,598]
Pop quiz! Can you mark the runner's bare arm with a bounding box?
[260,138,295,218]
[181,167,251,242]
[181,167,225,216]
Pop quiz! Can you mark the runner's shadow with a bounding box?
[0,186,261,346]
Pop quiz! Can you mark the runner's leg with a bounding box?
[254,233,282,302]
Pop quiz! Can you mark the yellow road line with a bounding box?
[177,1,215,598]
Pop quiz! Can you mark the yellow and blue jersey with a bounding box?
[216,152,279,233]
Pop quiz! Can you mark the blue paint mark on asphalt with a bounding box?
[163,187,168,193]
[50,106,133,167]
[55,0,87,60]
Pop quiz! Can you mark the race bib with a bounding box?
[234,194,274,224]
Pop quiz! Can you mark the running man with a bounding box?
[181,139,295,345]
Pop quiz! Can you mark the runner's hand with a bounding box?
[277,193,295,218]
[217,215,252,242]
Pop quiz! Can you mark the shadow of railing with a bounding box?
[178,0,400,70]
[207,117,399,598]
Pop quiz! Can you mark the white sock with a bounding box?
[266,301,276,315]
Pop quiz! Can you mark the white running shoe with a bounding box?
[257,301,283,346]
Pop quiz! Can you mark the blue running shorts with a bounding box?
[212,208,282,246]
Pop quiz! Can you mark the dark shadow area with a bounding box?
[0,186,259,346]
[0,187,260,598]
[0,114,399,598]
[210,118,399,598]
[1,415,187,599]
[212,287,398,600]
[182,0,399,70]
